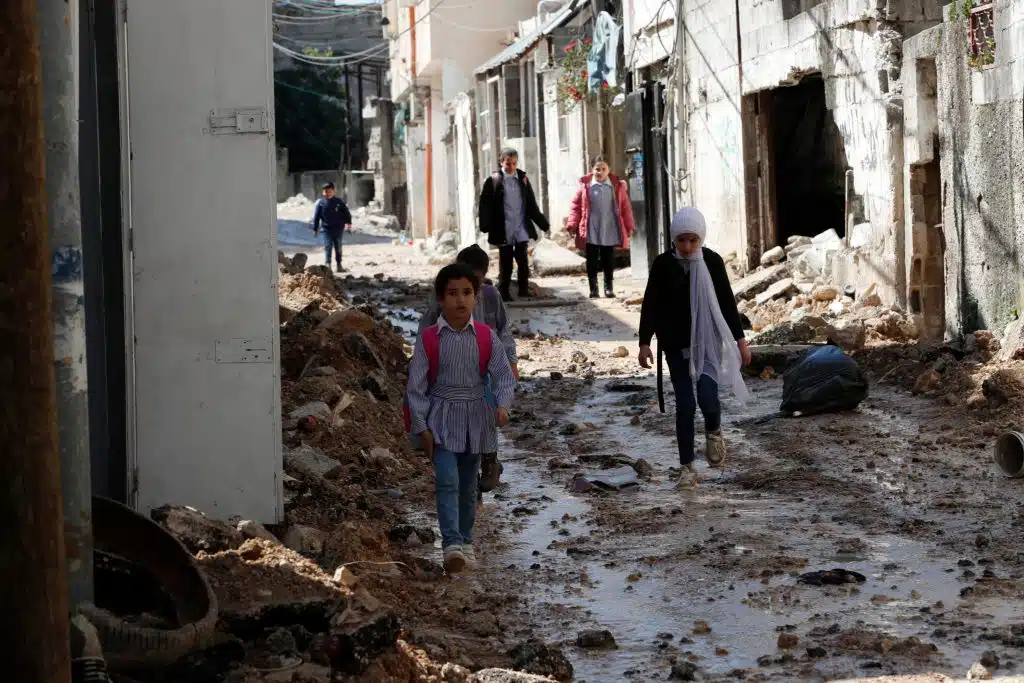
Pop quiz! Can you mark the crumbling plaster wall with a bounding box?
[931,5,1024,336]
[679,0,941,303]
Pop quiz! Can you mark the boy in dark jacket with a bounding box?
[311,182,352,271]
[478,148,550,302]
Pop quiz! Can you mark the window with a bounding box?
[969,2,995,68]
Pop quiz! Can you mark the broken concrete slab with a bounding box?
[531,239,587,276]
[236,519,280,544]
[284,445,342,479]
[289,401,331,421]
[733,264,789,301]
[151,504,244,554]
[760,245,786,266]
[755,277,797,305]
[831,319,867,351]
[1000,318,1024,361]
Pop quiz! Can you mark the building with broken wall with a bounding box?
[625,0,944,306]
[903,1,1023,342]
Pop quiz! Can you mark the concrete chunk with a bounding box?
[755,277,797,305]
[733,264,789,301]
[285,445,342,479]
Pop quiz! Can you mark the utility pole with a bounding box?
[38,0,95,613]
[0,0,74,680]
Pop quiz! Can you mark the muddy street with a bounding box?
[286,234,1024,683]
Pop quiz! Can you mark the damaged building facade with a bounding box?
[625,0,1024,341]
[626,0,944,306]
[903,0,1023,341]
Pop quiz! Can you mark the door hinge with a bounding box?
[209,108,270,135]
[127,226,134,253]
[131,467,139,497]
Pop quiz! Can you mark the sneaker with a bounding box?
[706,430,727,468]
[604,286,616,298]
[480,453,501,492]
[443,546,467,574]
[675,463,699,490]
[462,544,477,570]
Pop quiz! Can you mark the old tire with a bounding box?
[84,496,219,670]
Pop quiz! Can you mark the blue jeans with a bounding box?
[665,349,720,465]
[322,230,342,266]
[434,447,482,549]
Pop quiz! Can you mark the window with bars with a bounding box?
[969,3,996,68]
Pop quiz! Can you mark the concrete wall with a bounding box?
[364,97,406,217]
[452,94,480,247]
[923,7,1024,336]
[661,0,942,303]
[542,69,590,242]
[406,123,428,237]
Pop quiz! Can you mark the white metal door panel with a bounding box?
[125,0,282,522]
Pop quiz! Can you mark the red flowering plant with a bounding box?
[555,35,591,111]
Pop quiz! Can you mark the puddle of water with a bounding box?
[486,379,1024,680]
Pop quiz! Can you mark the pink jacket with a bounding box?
[565,173,636,251]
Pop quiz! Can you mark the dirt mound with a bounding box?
[279,260,347,312]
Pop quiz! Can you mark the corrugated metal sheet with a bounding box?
[474,0,583,75]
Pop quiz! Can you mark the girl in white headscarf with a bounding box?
[637,208,751,489]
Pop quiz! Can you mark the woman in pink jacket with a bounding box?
[565,155,636,298]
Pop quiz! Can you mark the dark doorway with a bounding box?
[771,75,848,244]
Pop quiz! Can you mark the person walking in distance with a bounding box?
[417,245,517,507]
[405,263,516,573]
[637,208,752,490]
[565,155,636,298]
[310,182,352,271]
[478,147,550,302]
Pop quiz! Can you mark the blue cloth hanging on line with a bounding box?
[587,11,621,91]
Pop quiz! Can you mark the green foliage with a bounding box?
[555,35,624,112]
[274,49,353,172]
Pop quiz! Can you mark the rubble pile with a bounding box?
[854,325,1024,417]
[736,231,918,350]
[279,252,347,312]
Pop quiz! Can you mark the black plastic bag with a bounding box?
[780,345,869,416]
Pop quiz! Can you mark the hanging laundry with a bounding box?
[587,11,621,92]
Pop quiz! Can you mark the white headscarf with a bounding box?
[669,208,748,403]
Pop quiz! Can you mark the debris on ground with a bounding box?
[737,232,919,350]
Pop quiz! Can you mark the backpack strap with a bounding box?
[422,324,441,385]
[473,320,492,376]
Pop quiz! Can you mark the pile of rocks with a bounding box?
[735,230,918,351]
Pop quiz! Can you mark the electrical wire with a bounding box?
[431,13,518,32]
[274,0,446,69]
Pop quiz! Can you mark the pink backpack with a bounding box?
[403,321,492,433]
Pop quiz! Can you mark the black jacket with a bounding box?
[478,169,550,246]
[312,196,352,236]
[639,247,745,352]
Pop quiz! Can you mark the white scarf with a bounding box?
[670,208,748,403]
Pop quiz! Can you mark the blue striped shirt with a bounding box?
[406,315,516,454]
[416,284,517,364]
[502,172,529,244]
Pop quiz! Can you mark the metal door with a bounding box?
[122,0,282,521]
